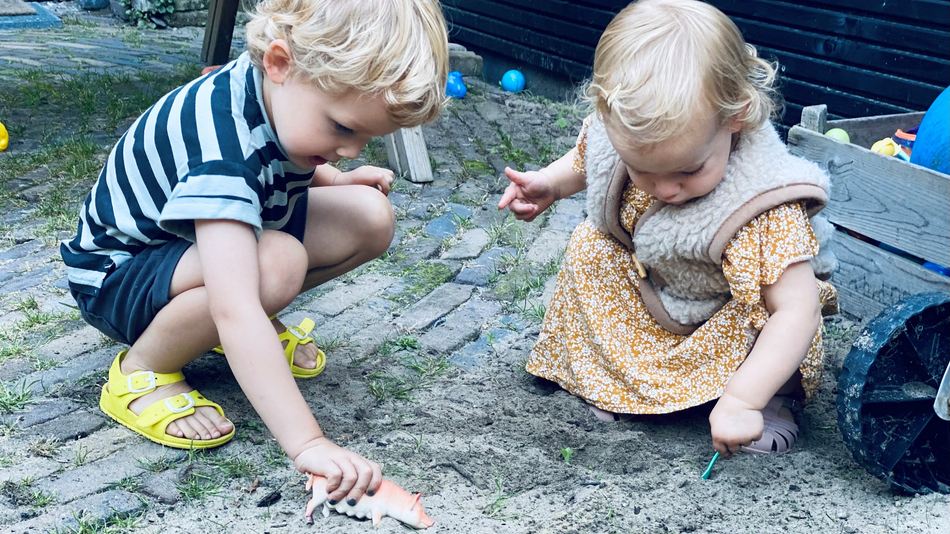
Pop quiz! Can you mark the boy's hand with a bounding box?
[708,392,764,457]
[294,436,383,503]
[336,165,395,195]
[497,167,557,222]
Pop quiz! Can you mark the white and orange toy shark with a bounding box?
[304,473,435,529]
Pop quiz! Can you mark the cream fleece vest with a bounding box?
[583,115,832,335]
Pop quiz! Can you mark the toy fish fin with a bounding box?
[322,502,331,518]
[372,510,383,527]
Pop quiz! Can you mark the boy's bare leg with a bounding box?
[118,185,394,441]
[120,231,310,441]
[283,185,394,371]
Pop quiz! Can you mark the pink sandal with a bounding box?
[741,396,800,454]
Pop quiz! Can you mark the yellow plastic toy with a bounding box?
[871,137,911,161]
[0,121,8,152]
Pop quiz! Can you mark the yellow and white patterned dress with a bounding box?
[526,135,836,414]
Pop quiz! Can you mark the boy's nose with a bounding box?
[337,142,364,160]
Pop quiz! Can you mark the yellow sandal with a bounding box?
[212,317,326,379]
[99,351,235,450]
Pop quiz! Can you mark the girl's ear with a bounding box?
[262,39,293,84]
[727,114,744,133]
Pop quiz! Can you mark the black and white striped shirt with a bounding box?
[61,52,314,295]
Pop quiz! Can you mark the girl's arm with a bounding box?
[726,261,821,406]
[498,148,587,221]
[709,261,821,454]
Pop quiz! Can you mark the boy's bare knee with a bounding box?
[359,189,395,257]
[258,231,308,311]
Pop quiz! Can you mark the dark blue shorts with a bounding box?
[71,239,192,346]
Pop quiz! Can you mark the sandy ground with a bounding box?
[121,315,948,534]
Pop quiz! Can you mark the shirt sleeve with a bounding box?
[571,115,594,175]
[722,202,819,322]
[158,160,264,242]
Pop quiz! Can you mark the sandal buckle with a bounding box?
[126,371,157,394]
[287,325,309,340]
[164,393,196,414]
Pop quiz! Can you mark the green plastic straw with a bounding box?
[701,451,720,480]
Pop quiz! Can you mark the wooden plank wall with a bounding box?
[443,0,950,128]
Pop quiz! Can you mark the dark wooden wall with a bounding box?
[443,0,950,127]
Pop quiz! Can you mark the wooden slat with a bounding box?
[802,0,950,29]
[447,25,591,80]
[759,45,942,109]
[734,17,950,86]
[444,0,602,47]
[445,7,595,64]
[827,112,927,148]
[476,0,615,28]
[831,232,950,319]
[787,124,950,266]
[780,78,913,119]
[715,0,950,58]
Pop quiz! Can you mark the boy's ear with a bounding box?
[262,39,293,84]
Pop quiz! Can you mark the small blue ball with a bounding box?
[500,69,525,92]
[446,77,467,99]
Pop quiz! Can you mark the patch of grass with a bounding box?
[368,342,450,403]
[378,335,420,358]
[362,137,388,167]
[482,477,512,519]
[50,510,142,534]
[72,444,90,467]
[177,471,221,502]
[462,159,494,177]
[486,215,527,249]
[387,261,454,305]
[262,440,288,469]
[0,380,35,414]
[560,447,575,464]
[109,475,144,494]
[313,334,348,354]
[0,452,14,469]
[204,454,260,479]
[1,478,55,508]
[27,436,61,458]
[137,455,176,473]
[494,132,532,169]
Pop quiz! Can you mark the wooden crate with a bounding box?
[787,105,950,320]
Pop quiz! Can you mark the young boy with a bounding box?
[60,0,448,504]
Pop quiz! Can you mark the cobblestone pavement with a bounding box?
[3,11,949,534]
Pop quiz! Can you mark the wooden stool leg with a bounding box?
[384,127,434,183]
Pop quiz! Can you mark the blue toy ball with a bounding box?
[446,71,467,98]
[500,69,526,93]
[910,86,950,175]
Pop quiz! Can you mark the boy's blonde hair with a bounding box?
[246,0,449,127]
[586,0,778,145]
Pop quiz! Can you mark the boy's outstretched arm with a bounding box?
[498,148,586,222]
[194,219,382,502]
[709,261,821,455]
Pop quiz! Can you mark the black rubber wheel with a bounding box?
[837,292,950,494]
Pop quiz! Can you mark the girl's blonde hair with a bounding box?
[586,0,779,145]
[246,0,449,127]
